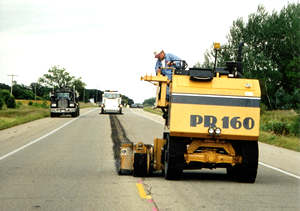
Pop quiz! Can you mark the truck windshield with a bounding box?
[56,93,70,98]
[104,93,120,99]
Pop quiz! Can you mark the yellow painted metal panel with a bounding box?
[153,138,166,170]
[169,74,261,140]
[172,75,261,98]
[169,104,260,140]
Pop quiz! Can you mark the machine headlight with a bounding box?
[69,103,75,107]
[215,127,221,135]
[208,127,214,135]
[51,103,57,107]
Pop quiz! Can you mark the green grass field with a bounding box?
[0,104,49,130]
[143,106,163,115]
[259,110,300,151]
[0,102,97,130]
[143,106,300,152]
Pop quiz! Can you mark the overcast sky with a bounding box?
[0,0,298,103]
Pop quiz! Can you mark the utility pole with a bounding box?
[7,74,17,95]
[34,83,37,102]
[83,88,85,103]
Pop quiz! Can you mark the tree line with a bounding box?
[1,65,134,108]
[196,3,299,110]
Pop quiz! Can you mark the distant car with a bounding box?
[137,103,144,108]
[130,104,138,108]
[130,103,144,108]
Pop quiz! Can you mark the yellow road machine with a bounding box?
[120,43,261,183]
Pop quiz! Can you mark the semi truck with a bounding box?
[50,87,80,117]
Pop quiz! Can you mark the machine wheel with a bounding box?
[133,153,147,177]
[164,136,185,180]
[228,141,258,183]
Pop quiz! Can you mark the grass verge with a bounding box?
[0,105,49,130]
[0,102,97,130]
[259,131,300,152]
[143,106,163,116]
[259,110,300,152]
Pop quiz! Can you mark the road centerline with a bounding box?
[136,179,159,211]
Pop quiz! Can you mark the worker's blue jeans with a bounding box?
[161,68,172,80]
[161,68,172,101]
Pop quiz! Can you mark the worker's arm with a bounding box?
[165,53,181,67]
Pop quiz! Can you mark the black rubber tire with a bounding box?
[71,112,76,117]
[164,137,185,180]
[50,113,56,118]
[119,169,133,175]
[229,141,259,183]
[133,153,147,177]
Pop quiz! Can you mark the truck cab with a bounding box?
[50,87,80,117]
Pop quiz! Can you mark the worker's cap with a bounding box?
[154,50,164,58]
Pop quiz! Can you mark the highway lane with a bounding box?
[0,108,152,210]
[0,107,299,210]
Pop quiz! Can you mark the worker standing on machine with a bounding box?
[154,50,181,80]
[154,50,181,102]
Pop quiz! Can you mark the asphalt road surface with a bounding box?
[0,108,299,211]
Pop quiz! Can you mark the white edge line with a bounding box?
[0,108,97,161]
[130,109,164,125]
[259,162,300,180]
